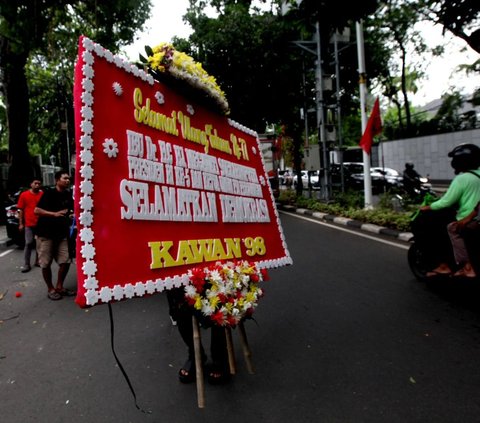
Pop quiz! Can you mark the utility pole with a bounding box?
[333,30,344,192]
[293,22,329,201]
[315,21,329,201]
[356,20,373,209]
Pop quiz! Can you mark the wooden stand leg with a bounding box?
[192,315,205,408]
[225,327,236,375]
[238,321,255,374]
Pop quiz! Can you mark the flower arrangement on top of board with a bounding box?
[184,260,269,327]
[139,42,230,115]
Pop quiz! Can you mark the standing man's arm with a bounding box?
[17,194,25,231]
[17,208,24,231]
[34,207,69,218]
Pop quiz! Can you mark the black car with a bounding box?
[330,162,364,191]
[330,163,402,194]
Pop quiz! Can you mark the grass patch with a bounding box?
[277,189,415,232]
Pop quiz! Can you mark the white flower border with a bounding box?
[77,37,292,306]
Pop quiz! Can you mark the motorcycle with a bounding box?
[408,235,480,283]
[403,174,436,201]
[407,238,431,282]
[390,175,437,211]
[407,206,480,282]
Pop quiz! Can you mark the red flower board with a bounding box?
[73,37,291,307]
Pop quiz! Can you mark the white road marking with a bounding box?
[280,210,410,250]
[0,249,15,257]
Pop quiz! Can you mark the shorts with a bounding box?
[36,237,71,268]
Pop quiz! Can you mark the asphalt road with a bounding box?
[2,213,480,422]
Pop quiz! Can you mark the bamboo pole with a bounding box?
[224,327,236,375]
[192,315,205,408]
[238,321,255,374]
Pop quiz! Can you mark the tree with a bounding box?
[285,0,379,30]
[182,1,305,130]
[433,91,465,131]
[0,0,152,191]
[368,0,427,134]
[414,0,480,54]
[380,66,424,133]
[26,58,70,164]
[181,0,382,195]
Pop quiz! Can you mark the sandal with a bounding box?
[47,291,63,301]
[426,264,452,277]
[178,351,208,384]
[453,268,477,278]
[56,288,76,297]
[178,358,197,384]
[207,363,231,385]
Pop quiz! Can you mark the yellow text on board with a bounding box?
[133,87,250,161]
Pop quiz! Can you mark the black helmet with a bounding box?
[448,143,480,174]
[405,162,414,169]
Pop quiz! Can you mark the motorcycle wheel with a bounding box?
[407,242,430,281]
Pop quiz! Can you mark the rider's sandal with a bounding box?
[453,268,477,278]
[426,264,452,277]
[426,270,452,277]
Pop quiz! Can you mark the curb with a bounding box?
[277,204,413,243]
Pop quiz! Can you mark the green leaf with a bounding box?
[145,45,154,57]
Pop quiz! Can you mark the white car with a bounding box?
[370,167,403,187]
[296,170,320,189]
[278,169,294,186]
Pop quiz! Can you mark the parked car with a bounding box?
[295,170,320,190]
[370,167,403,188]
[331,163,403,194]
[278,169,294,186]
[330,162,364,191]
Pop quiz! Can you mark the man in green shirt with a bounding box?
[420,143,480,276]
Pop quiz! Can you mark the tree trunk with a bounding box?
[392,98,404,131]
[399,46,412,130]
[0,37,33,191]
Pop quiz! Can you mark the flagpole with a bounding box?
[356,20,373,209]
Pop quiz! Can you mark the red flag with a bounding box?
[359,98,382,154]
